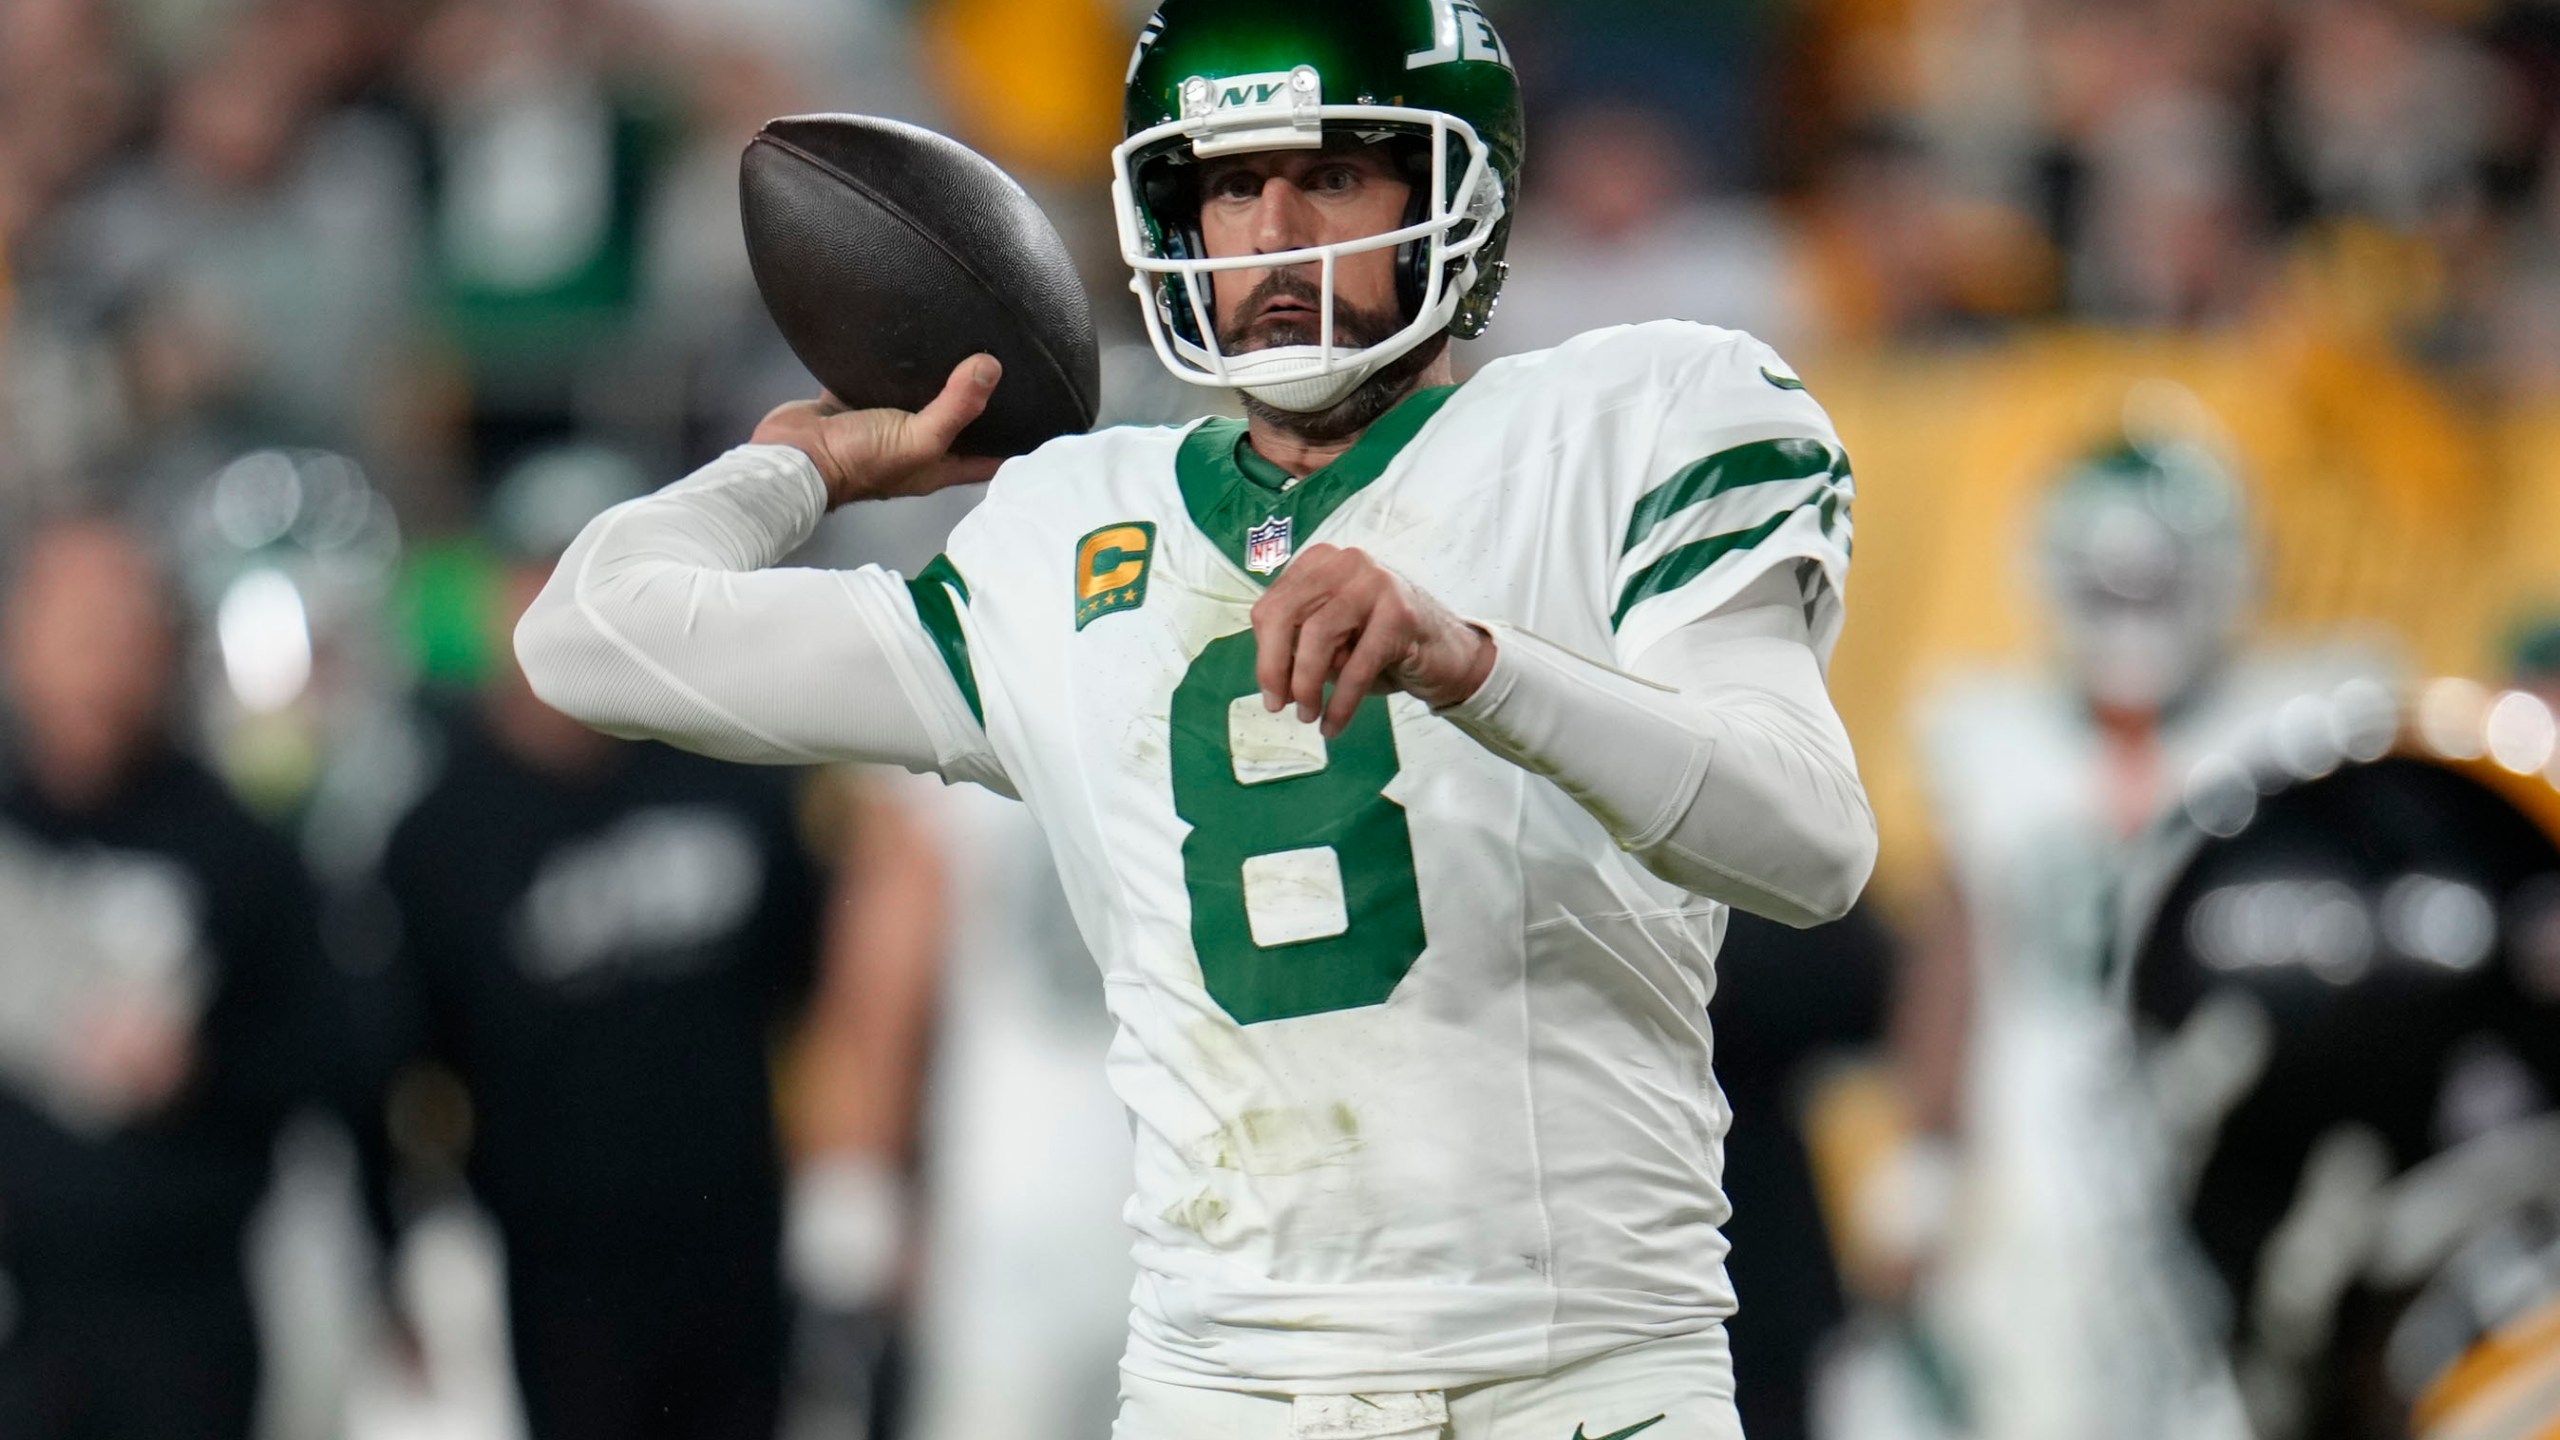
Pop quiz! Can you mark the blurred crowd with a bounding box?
[2,1,2559,1440]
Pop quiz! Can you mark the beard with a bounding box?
[1216,271,1447,447]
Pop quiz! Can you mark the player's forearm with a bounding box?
[513,445,967,772]
[784,778,944,1309]
[792,779,946,1166]
[1440,624,1878,926]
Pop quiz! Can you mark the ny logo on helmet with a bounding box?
[1406,0,1510,71]
[1220,80,1290,109]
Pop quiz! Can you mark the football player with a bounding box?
[1879,424,2377,1440]
[515,1,1877,1435]
[2116,706,2560,1440]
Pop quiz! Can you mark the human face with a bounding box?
[1196,142,1413,354]
[2047,492,2237,718]
[3,521,176,803]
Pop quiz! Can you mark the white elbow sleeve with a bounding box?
[1442,625,1715,848]
[1644,693,1878,926]
[504,446,988,776]
[515,549,645,737]
[1442,623,1876,924]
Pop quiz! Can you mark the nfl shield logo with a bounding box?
[1245,516,1293,575]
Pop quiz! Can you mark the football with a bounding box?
[740,114,1101,458]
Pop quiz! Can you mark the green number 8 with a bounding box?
[1170,631,1428,1026]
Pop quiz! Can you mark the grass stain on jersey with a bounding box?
[1190,1104,1362,1175]
[1161,1188,1232,1241]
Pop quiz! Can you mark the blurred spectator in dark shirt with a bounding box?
[0,515,349,1440]
[371,444,942,1440]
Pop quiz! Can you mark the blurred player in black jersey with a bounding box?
[2118,701,2560,1440]
[0,517,352,1440]
[1711,904,1895,1440]
[372,446,944,1440]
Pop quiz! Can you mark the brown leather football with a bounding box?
[740,115,1100,458]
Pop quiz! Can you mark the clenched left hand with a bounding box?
[1249,544,1496,738]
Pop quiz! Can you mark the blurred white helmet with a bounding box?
[2039,414,2252,715]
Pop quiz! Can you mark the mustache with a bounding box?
[1216,271,1400,353]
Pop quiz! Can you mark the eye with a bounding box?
[1307,165,1362,195]
[1203,169,1261,202]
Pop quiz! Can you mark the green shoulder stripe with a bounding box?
[906,554,983,725]
[1624,437,1847,555]
[1613,504,1815,630]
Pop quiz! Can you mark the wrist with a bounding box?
[1445,622,1498,708]
[746,416,855,508]
[732,443,834,514]
[1424,621,1501,713]
[798,444,859,510]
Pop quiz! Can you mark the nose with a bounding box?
[1251,175,1318,259]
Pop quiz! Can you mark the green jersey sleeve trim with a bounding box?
[906,554,983,725]
[1623,437,1848,556]
[1612,506,1809,630]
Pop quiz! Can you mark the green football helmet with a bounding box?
[1111,0,1525,412]
[2040,422,2254,715]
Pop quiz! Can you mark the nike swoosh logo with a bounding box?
[1761,367,1807,391]
[1572,1417,1666,1440]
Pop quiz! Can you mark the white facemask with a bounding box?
[1110,71,1505,413]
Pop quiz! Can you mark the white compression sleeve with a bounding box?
[1438,579,1878,926]
[513,444,997,784]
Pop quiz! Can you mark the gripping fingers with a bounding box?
[1289,595,1364,724]
[1324,621,1403,737]
[924,454,1005,489]
[1251,593,1297,713]
[1251,554,1335,711]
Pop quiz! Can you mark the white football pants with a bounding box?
[1113,1326,1745,1440]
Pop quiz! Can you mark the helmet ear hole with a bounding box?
[1165,233,1216,347]
[1393,189,1430,321]
[1139,152,1215,345]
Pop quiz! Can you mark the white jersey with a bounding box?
[1890,656,2389,1440]
[899,321,1855,1392]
